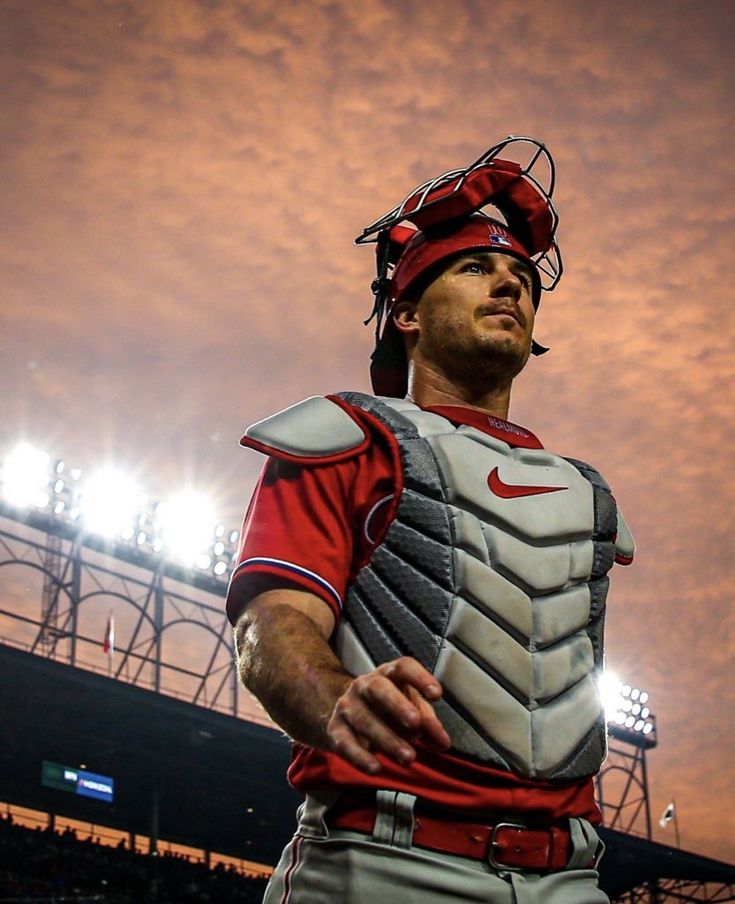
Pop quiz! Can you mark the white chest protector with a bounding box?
[244,392,635,782]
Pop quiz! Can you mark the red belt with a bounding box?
[327,796,592,872]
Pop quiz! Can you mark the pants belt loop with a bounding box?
[372,790,416,849]
[301,789,340,839]
[567,817,603,869]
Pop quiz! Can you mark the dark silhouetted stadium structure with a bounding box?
[1,448,733,902]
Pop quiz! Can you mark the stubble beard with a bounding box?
[416,315,531,394]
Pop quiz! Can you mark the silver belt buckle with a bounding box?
[488,821,529,872]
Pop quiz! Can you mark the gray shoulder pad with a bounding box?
[242,396,368,459]
[615,509,635,564]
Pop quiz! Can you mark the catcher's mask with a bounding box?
[356,136,563,397]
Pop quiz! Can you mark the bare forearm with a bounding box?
[235,598,351,749]
[234,587,450,774]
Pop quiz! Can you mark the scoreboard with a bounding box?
[41,760,114,803]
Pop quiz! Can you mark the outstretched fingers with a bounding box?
[401,684,451,751]
[326,657,451,774]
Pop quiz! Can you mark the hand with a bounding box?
[326,656,452,775]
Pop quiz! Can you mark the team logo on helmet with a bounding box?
[487,223,512,246]
[489,234,512,247]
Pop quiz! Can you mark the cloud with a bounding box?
[1,0,733,863]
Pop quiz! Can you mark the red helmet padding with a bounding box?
[401,161,520,225]
[396,160,553,257]
[391,215,541,306]
[369,351,406,399]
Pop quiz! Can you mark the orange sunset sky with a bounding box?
[1,0,734,865]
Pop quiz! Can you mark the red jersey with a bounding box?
[226,402,601,824]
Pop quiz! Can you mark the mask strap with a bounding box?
[363,232,392,339]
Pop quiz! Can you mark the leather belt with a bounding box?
[326,795,594,872]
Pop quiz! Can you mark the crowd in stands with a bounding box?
[0,813,269,903]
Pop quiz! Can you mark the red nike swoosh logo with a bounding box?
[487,467,567,499]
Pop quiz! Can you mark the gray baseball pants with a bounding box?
[262,790,610,904]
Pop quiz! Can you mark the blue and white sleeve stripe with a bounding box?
[231,557,343,611]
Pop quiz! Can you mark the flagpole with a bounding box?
[103,611,115,679]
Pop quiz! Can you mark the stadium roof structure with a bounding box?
[0,643,299,865]
[598,828,735,900]
[4,641,735,901]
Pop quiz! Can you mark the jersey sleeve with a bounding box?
[226,442,394,627]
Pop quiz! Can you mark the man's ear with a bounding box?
[391,300,420,337]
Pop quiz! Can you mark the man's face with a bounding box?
[406,251,537,385]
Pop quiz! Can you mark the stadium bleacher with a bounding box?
[0,812,269,903]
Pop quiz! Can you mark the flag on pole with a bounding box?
[103,613,115,657]
[659,801,675,828]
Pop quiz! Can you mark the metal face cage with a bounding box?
[356,136,564,331]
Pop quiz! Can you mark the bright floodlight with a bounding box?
[81,469,141,539]
[2,444,238,580]
[598,669,656,746]
[598,670,625,723]
[158,491,216,565]
[2,443,52,508]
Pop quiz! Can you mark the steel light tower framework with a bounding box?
[596,712,734,902]
[0,501,266,724]
[634,882,735,903]
[597,720,657,839]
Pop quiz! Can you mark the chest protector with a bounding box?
[244,392,634,782]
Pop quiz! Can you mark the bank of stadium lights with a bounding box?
[0,443,239,580]
[2,443,54,509]
[81,468,143,539]
[599,671,657,748]
[157,491,219,568]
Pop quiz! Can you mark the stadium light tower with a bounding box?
[0,445,240,582]
[157,490,218,567]
[599,670,657,749]
[597,670,658,840]
[1,443,52,509]
[80,468,143,539]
